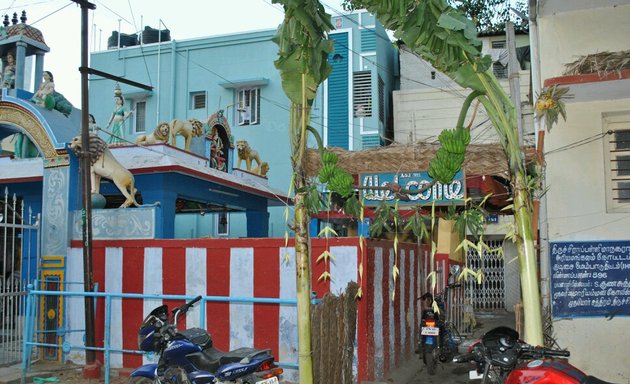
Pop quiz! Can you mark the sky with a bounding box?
[3,0,347,106]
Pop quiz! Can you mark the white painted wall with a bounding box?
[395,32,533,145]
[539,2,630,80]
[393,74,532,144]
[539,2,630,382]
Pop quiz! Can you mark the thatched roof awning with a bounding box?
[306,142,524,178]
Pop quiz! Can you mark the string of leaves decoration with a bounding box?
[535,84,572,131]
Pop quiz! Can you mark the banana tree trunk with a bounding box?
[290,89,314,382]
[478,74,544,345]
[294,189,313,383]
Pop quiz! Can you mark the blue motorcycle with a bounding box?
[418,283,462,375]
[129,296,283,384]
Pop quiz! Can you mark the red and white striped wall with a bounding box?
[65,238,427,383]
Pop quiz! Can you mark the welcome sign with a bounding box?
[359,171,465,206]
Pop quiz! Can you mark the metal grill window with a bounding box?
[353,71,372,117]
[493,62,508,78]
[237,88,260,125]
[611,129,630,203]
[134,101,146,133]
[191,92,206,110]
[378,75,384,124]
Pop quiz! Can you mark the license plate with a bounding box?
[469,370,484,380]
[421,326,439,336]
[256,377,279,384]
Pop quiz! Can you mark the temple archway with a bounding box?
[0,101,67,165]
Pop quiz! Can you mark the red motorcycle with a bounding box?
[453,326,619,384]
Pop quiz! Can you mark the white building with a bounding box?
[537,1,630,381]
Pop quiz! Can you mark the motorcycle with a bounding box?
[128,295,283,384]
[453,326,619,384]
[418,282,462,375]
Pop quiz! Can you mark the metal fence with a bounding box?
[22,288,301,384]
[1,188,40,366]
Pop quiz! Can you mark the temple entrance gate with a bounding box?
[0,187,40,365]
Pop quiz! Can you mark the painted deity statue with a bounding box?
[31,71,55,107]
[106,91,133,145]
[2,52,16,89]
[88,114,100,134]
[210,126,226,171]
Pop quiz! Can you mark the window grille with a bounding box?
[378,75,384,124]
[493,62,508,78]
[353,71,372,117]
[491,40,506,49]
[134,101,146,133]
[191,92,206,110]
[237,88,260,125]
[609,128,630,208]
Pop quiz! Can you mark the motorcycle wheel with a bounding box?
[128,377,156,384]
[422,344,437,375]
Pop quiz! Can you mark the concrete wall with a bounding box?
[539,2,630,382]
[393,75,532,144]
[395,33,533,145]
[65,238,425,383]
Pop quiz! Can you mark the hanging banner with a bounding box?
[359,171,465,206]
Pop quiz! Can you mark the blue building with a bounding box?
[88,10,398,238]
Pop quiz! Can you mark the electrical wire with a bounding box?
[1,0,17,18]
[548,213,630,240]
[544,132,609,156]
[124,0,153,87]
[28,2,72,26]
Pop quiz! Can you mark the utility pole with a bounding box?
[70,0,149,375]
[71,0,97,376]
[506,21,524,148]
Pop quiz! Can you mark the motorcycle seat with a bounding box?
[189,346,272,373]
[205,346,271,365]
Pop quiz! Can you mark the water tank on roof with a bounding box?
[142,26,171,44]
[107,31,139,49]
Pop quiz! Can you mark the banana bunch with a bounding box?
[318,150,338,183]
[328,172,355,198]
[438,128,470,154]
[428,128,469,184]
[318,149,355,198]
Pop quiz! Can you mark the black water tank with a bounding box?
[107,31,139,49]
[142,26,171,44]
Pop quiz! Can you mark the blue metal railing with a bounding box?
[22,285,302,384]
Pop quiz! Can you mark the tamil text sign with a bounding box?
[360,171,465,206]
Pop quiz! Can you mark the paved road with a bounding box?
[386,310,516,384]
[405,356,473,384]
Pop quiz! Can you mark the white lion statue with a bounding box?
[69,135,140,208]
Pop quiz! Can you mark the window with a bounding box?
[216,211,229,236]
[190,92,206,110]
[493,62,508,79]
[133,101,146,134]
[237,88,260,125]
[353,71,372,117]
[604,114,630,212]
[491,40,506,49]
[378,75,385,124]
